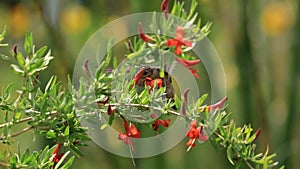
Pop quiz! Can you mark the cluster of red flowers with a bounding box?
[138,0,201,79]
[116,0,231,152]
[186,120,208,151]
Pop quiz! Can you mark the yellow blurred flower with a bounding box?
[261,2,296,36]
[9,4,29,38]
[60,5,91,34]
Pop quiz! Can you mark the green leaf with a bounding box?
[10,64,24,74]
[196,94,208,107]
[16,53,25,67]
[35,46,48,58]
[60,156,75,169]
[45,76,56,92]
[127,46,145,60]
[4,83,14,99]
[24,32,33,56]
[54,151,70,169]
[174,95,181,109]
[0,53,9,60]
[70,145,83,157]
[0,26,8,46]
[113,56,118,69]
[226,145,234,165]
[46,130,56,138]
[108,113,115,126]
[64,126,70,137]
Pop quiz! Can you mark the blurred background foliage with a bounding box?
[0,0,299,168]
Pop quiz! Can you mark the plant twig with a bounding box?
[10,126,34,138]
[0,111,58,129]
[0,117,32,129]
[108,103,180,116]
[0,161,9,168]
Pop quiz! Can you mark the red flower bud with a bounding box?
[72,140,80,145]
[204,97,228,112]
[167,26,192,55]
[253,128,261,142]
[107,104,114,115]
[98,96,110,105]
[152,119,170,131]
[138,22,154,42]
[161,0,169,19]
[12,44,17,55]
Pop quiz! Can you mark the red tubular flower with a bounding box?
[126,122,141,138]
[175,58,200,66]
[118,119,141,152]
[175,57,200,79]
[198,126,209,142]
[12,44,17,55]
[33,74,39,84]
[253,128,261,142]
[186,120,199,139]
[107,105,114,115]
[72,140,80,145]
[203,97,228,112]
[138,22,154,42]
[186,138,196,148]
[167,26,192,55]
[186,120,208,151]
[52,143,64,163]
[152,119,170,131]
[98,96,110,105]
[133,68,145,86]
[161,0,169,19]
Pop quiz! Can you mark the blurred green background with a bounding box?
[0,0,299,168]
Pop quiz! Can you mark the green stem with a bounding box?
[0,111,58,129]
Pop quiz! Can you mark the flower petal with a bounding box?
[167,39,179,46]
[175,26,184,40]
[197,126,208,142]
[204,97,228,112]
[161,0,169,18]
[175,45,182,55]
[118,132,128,141]
[133,67,145,86]
[182,40,193,47]
[138,22,154,42]
[175,57,200,67]
[107,104,114,115]
[189,68,200,79]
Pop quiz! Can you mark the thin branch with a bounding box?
[245,160,254,169]
[0,111,58,129]
[108,103,180,116]
[10,126,34,137]
[0,161,9,167]
[0,117,32,129]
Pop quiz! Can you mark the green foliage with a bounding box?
[0,26,8,47]
[0,32,89,168]
[210,120,281,168]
